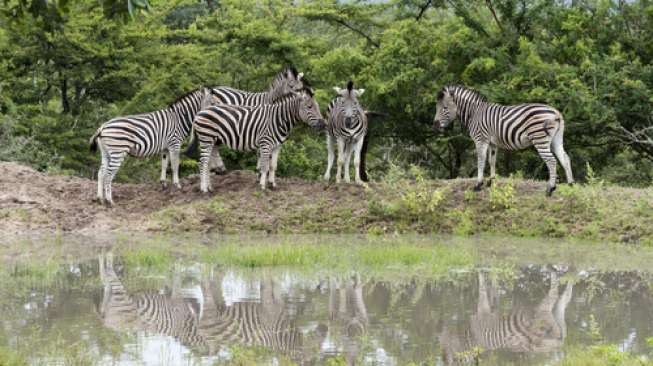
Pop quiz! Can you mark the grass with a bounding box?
[553,344,653,366]
[144,168,653,245]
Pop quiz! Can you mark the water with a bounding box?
[1,241,653,365]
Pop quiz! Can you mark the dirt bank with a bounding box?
[0,161,367,236]
[1,161,652,244]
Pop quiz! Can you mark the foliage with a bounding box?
[488,177,515,210]
[554,344,653,366]
[1,0,653,187]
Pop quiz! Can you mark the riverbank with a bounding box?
[1,161,651,245]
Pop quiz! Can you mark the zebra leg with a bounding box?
[535,143,558,196]
[551,130,574,184]
[336,138,346,184]
[258,149,271,190]
[96,141,109,203]
[209,143,227,175]
[160,152,169,189]
[474,142,489,191]
[352,136,367,186]
[343,140,354,183]
[324,133,335,181]
[487,145,497,187]
[170,147,182,190]
[268,145,282,189]
[199,141,214,193]
[104,151,127,206]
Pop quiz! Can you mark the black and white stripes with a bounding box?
[89,87,220,205]
[210,66,306,106]
[324,81,368,185]
[192,89,325,192]
[433,85,574,195]
[440,271,573,365]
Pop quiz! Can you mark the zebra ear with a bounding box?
[297,72,304,80]
[333,87,343,94]
[355,89,365,96]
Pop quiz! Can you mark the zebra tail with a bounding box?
[365,110,388,119]
[89,129,101,152]
[359,131,369,182]
[184,128,200,160]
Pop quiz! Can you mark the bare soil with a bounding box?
[0,161,368,237]
[2,161,651,245]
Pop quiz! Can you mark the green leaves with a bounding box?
[1,0,653,185]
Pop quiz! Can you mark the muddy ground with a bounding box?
[0,161,367,237]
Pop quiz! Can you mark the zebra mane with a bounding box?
[274,66,312,88]
[167,88,202,107]
[443,85,488,103]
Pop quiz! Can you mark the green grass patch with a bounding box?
[143,170,653,245]
[196,239,476,278]
[553,344,653,366]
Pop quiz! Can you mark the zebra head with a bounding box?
[269,66,308,100]
[333,80,365,129]
[199,87,222,110]
[433,87,458,132]
[297,88,326,130]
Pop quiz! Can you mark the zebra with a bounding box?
[197,277,303,356]
[324,80,368,185]
[211,66,306,106]
[98,253,209,352]
[440,270,573,365]
[191,88,325,192]
[89,87,224,206]
[98,255,303,357]
[187,66,310,169]
[432,85,574,195]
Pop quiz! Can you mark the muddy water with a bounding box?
[1,251,653,365]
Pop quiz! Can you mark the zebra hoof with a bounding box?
[210,168,227,175]
[159,181,168,190]
[486,179,494,187]
[473,183,483,191]
[546,186,557,197]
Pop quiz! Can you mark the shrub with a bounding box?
[489,177,515,210]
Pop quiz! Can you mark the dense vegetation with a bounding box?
[1,0,653,186]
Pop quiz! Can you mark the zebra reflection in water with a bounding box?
[97,253,301,357]
[440,270,573,364]
[316,273,369,365]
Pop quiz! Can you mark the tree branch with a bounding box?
[332,18,380,48]
[485,0,504,32]
[415,0,432,21]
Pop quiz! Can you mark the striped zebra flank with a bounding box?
[192,89,325,192]
[89,87,221,206]
[197,278,302,356]
[440,270,573,365]
[324,80,369,185]
[432,85,574,195]
[210,66,306,106]
[98,253,210,352]
[185,66,308,167]
[98,257,302,357]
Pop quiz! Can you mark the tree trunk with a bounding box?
[60,76,70,114]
